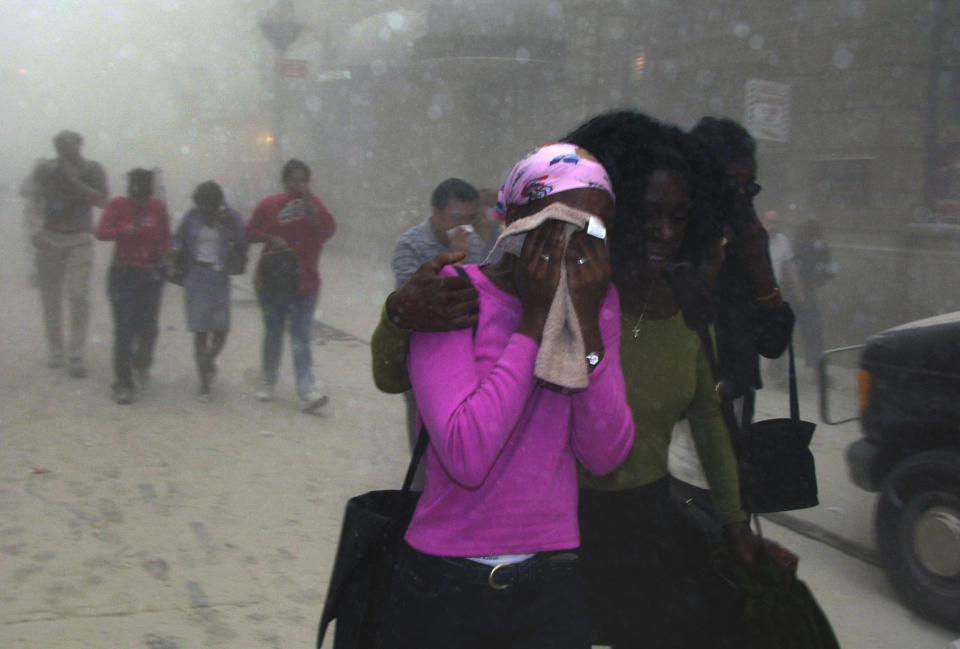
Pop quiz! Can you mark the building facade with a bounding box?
[279,0,959,345]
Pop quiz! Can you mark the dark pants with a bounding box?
[377,542,591,649]
[579,480,741,649]
[107,265,164,388]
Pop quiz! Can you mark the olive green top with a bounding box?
[370,303,413,394]
[579,312,746,525]
[370,305,746,525]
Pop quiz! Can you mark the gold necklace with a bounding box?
[624,281,656,338]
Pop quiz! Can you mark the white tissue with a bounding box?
[586,215,606,240]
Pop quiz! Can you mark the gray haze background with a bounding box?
[4,0,959,352]
[1,2,959,645]
[3,1,269,207]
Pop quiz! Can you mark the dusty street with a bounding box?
[0,221,404,648]
[0,207,956,648]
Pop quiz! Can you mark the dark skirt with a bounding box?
[578,478,742,649]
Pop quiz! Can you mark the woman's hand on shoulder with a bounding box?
[387,252,479,332]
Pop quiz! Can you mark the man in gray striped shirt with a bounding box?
[391,178,491,478]
[391,178,490,288]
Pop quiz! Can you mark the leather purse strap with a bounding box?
[787,339,800,424]
[402,429,429,492]
[697,326,801,431]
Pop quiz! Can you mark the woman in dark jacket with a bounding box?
[173,181,247,401]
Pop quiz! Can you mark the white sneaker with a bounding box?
[256,383,274,402]
[301,389,328,414]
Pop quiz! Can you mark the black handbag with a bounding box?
[317,431,428,649]
[741,342,818,513]
[698,329,819,514]
[725,547,841,649]
[255,247,299,294]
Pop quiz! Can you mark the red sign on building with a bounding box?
[280,58,307,78]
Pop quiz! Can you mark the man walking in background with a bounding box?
[391,178,486,287]
[20,130,108,378]
[390,178,488,469]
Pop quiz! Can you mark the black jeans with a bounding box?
[107,265,164,388]
[377,542,591,649]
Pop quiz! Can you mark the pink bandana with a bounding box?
[494,143,614,218]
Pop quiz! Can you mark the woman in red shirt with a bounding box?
[95,168,172,404]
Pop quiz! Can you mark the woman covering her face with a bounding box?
[378,143,635,649]
[368,113,799,648]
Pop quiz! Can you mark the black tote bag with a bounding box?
[740,342,818,513]
[317,431,428,649]
[699,329,819,514]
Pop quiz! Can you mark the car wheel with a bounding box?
[876,450,960,631]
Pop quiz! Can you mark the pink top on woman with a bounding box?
[405,264,634,557]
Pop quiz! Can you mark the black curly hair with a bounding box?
[689,116,755,169]
[562,110,722,278]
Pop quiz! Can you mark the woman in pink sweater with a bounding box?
[380,144,635,649]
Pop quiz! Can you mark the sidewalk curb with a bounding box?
[765,512,879,566]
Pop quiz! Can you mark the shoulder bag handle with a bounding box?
[402,430,429,492]
[787,340,800,424]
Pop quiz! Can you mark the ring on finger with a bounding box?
[539,254,551,262]
[576,257,589,265]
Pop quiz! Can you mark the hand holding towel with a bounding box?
[485,202,604,389]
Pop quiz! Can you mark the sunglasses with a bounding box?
[726,177,762,198]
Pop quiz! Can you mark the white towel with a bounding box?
[484,203,600,390]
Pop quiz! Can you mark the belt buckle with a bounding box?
[488,563,510,590]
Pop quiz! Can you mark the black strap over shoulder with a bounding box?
[402,430,429,492]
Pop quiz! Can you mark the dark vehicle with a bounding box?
[821,311,960,630]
